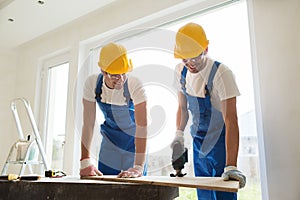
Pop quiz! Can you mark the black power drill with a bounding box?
[170,141,188,177]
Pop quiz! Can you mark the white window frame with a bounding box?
[37,52,70,170]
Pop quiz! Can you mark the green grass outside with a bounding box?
[175,188,197,200]
[238,180,262,200]
[175,180,261,200]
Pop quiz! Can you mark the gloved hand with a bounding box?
[117,165,143,178]
[222,166,246,188]
[170,130,184,149]
[80,158,103,177]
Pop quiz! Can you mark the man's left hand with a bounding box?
[117,165,143,178]
[222,166,246,188]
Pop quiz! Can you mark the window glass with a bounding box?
[89,1,261,199]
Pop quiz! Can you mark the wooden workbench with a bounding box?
[0,176,179,200]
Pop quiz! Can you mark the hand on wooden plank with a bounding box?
[117,165,143,178]
[80,158,103,177]
[222,166,246,188]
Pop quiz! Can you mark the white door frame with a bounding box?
[37,52,70,169]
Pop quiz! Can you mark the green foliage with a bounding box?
[175,188,197,200]
[238,180,262,200]
[175,181,262,200]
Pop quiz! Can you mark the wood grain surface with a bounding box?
[81,175,239,193]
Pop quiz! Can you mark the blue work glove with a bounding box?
[222,166,246,188]
[170,130,184,149]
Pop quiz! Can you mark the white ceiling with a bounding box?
[0,0,116,52]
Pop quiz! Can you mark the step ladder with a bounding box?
[1,98,49,176]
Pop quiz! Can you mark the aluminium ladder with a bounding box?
[1,98,49,176]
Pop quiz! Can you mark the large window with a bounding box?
[39,55,70,171]
[84,1,261,199]
[45,63,69,170]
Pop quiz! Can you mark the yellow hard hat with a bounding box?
[174,23,209,59]
[98,43,133,74]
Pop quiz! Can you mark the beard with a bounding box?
[114,83,123,90]
[113,78,126,90]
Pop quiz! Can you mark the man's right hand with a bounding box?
[80,158,103,177]
[222,166,246,188]
[170,130,184,149]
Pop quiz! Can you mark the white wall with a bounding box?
[248,0,300,200]
[0,53,18,170]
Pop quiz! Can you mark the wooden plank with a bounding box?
[81,175,239,193]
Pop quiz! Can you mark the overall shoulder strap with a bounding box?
[206,61,221,95]
[180,66,188,92]
[95,74,103,102]
[123,79,131,105]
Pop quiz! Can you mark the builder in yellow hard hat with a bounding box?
[171,23,246,200]
[80,43,147,178]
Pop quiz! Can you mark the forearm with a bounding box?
[176,92,188,131]
[221,97,239,166]
[81,99,96,160]
[225,120,239,166]
[134,126,147,166]
[81,126,94,159]
[133,101,147,167]
[176,107,188,131]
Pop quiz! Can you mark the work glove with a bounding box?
[222,166,246,188]
[117,165,143,178]
[170,130,184,149]
[80,158,103,177]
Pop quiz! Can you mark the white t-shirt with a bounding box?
[83,74,147,106]
[174,56,240,111]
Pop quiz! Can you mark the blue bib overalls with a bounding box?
[95,74,147,175]
[181,62,236,200]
